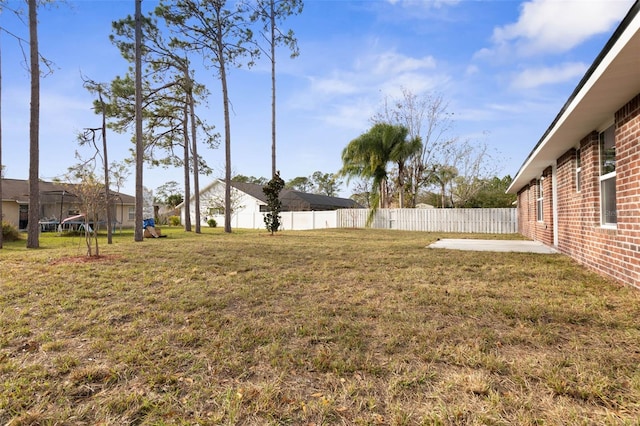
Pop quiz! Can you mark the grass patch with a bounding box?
[1,228,640,424]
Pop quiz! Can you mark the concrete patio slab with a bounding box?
[427,239,558,254]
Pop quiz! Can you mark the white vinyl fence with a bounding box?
[210,208,518,234]
[338,208,518,233]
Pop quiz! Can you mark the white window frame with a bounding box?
[599,124,616,227]
[128,206,135,221]
[536,178,544,222]
[575,148,582,193]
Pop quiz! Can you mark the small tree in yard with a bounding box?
[65,167,106,257]
[200,186,244,222]
[263,171,284,235]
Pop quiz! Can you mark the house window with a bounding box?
[599,125,616,226]
[128,207,135,221]
[536,178,544,222]
[575,148,581,192]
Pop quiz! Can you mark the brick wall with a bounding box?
[540,167,554,246]
[517,185,533,238]
[518,92,640,288]
[555,148,580,255]
[517,171,553,246]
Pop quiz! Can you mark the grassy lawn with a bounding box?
[2,227,640,425]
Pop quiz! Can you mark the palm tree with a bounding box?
[340,125,387,212]
[340,123,421,224]
[425,164,458,208]
[388,127,422,208]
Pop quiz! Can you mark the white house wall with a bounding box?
[183,181,266,226]
[1,201,20,228]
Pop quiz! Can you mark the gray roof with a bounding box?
[229,180,362,210]
[1,178,135,204]
[286,191,361,210]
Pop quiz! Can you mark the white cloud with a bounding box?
[320,99,376,131]
[308,76,359,97]
[465,65,479,76]
[290,48,447,129]
[453,98,554,123]
[511,62,588,89]
[386,0,461,9]
[486,0,634,57]
[4,86,92,139]
[371,52,437,76]
[380,72,447,97]
[486,103,528,114]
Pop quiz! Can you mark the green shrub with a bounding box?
[2,221,21,242]
[263,172,284,235]
[207,218,217,228]
[168,215,181,227]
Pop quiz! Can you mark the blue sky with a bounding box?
[1,0,635,198]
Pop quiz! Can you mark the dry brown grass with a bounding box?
[1,227,640,425]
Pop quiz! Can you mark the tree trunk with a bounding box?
[189,84,201,233]
[270,0,277,179]
[182,93,191,232]
[410,164,423,208]
[215,21,232,233]
[99,90,113,244]
[397,163,405,208]
[94,211,99,255]
[222,67,232,234]
[84,218,92,256]
[379,179,388,209]
[134,0,144,242]
[27,0,40,249]
[0,31,4,249]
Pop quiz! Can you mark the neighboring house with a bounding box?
[415,203,435,209]
[1,178,136,231]
[507,1,640,288]
[179,179,361,226]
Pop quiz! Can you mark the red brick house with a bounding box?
[507,1,640,288]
